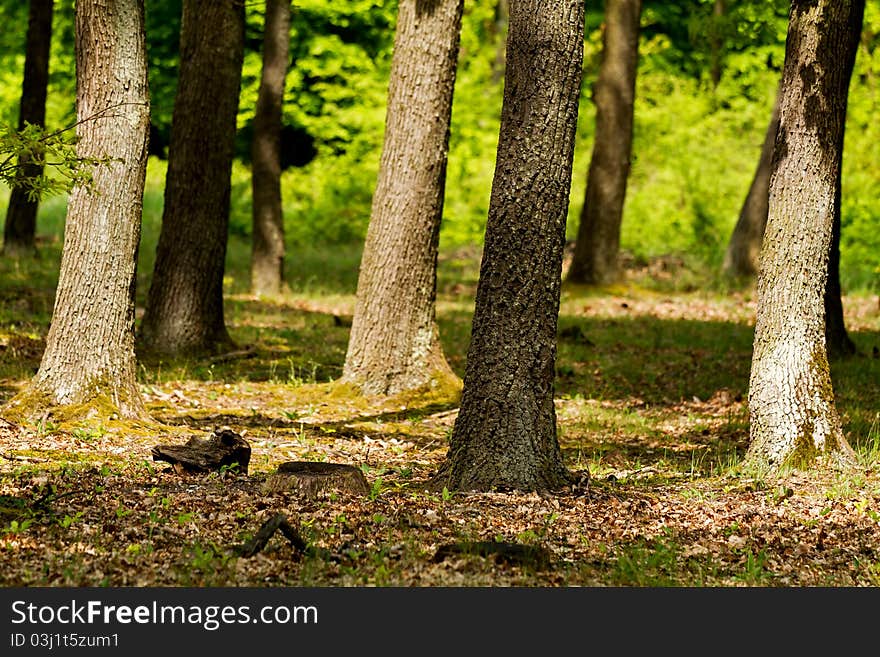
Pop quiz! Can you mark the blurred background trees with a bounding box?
[0,0,877,294]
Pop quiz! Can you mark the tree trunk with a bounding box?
[3,0,54,256]
[341,0,464,397]
[250,0,290,298]
[433,0,584,492]
[746,0,863,475]
[722,91,780,280]
[4,0,149,422]
[709,0,725,89]
[566,0,640,286]
[139,0,244,357]
[824,189,856,358]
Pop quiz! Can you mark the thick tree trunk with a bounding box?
[341,0,463,396]
[3,0,54,256]
[746,0,863,475]
[433,0,584,492]
[139,0,244,357]
[566,0,640,286]
[4,0,149,421]
[250,0,290,298]
[722,91,780,280]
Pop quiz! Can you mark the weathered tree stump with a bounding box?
[432,541,552,569]
[152,427,251,475]
[264,461,369,498]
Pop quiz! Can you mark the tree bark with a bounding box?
[4,0,149,421]
[746,0,863,475]
[722,90,780,280]
[433,0,584,492]
[3,0,54,256]
[139,0,244,357]
[341,0,463,396]
[566,0,640,286]
[250,0,290,298]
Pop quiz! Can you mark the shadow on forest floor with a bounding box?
[2,258,880,586]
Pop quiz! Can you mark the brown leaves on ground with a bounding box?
[0,289,878,586]
[1,390,879,587]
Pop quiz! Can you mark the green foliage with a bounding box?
[1,0,878,291]
[0,121,105,200]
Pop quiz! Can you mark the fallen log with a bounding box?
[152,427,251,475]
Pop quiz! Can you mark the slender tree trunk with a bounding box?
[433,0,584,492]
[3,0,54,256]
[824,188,856,358]
[566,0,640,286]
[724,83,855,360]
[709,0,725,89]
[4,0,149,422]
[746,0,863,475]
[250,0,290,298]
[722,90,780,280]
[491,0,509,83]
[341,0,464,397]
[139,0,244,357]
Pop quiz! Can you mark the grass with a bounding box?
[0,191,879,587]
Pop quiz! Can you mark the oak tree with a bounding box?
[341,0,464,396]
[433,0,584,492]
[3,0,54,255]
[139,0,244,357]
[250,0,291,298]
[566,0,641,286]
[722,90,780,281]
[746,0,864,474]
[4,0,150,421]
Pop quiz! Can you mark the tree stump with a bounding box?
[264,461,369,498]
[152,427,251,475]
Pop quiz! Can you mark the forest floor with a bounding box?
[0,246,879,586]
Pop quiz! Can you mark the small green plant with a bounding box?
[3,518,34,536]
[368,476,384,501]
[58,511,84,529]
[738,549,773,585]
[187,542,233,574]
[218,462,241,476]
[72,425,106,442]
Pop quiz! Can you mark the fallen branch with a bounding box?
[205,346,257,364]
[1,453,49,463]
[234,512,307,558]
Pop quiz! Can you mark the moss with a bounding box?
[388,369,463,409]
[789,418,821,469]
[1,382,161,435]
[291,381,376,412]
[6,449,113,466]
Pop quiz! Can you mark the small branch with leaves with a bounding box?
[0,103,145,201]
